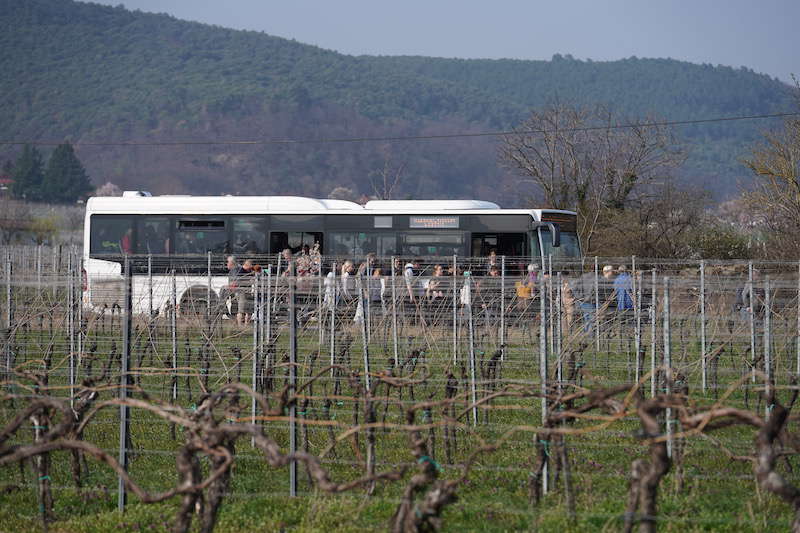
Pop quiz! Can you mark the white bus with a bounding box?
[83,192,581,313]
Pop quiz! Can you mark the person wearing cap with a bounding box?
[600,264,616,297]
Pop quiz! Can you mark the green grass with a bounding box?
[2,301,799,532]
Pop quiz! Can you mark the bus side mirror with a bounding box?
[546,223,561,248]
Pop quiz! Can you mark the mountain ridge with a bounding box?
[1,0,793,203]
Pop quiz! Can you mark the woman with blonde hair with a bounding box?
[340,260,355,301]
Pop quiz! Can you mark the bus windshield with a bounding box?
[540,228,581,259]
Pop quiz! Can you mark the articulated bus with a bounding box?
[83,192,581,312]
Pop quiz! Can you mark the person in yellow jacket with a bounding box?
[513,264,539,319]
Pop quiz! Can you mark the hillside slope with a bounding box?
[0,0,793,202]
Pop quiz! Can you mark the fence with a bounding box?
[2,247,800,531]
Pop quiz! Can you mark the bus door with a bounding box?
[269,232,323,255]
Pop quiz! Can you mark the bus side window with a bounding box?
[377,234,396,256]
[356,233,395,256]
[330,232,394,258]
[329,232,354,257]
[90,215,133,255]
[232,217,267,254]
[174,220,228,255]
[136,216,170,254]
[400,232,465,257]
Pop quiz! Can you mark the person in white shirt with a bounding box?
[340,261,355,301]
[323,270,336,310]
[460,271,472,307]
[404,260,419,303]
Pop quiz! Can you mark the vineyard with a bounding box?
[2,248,800,532]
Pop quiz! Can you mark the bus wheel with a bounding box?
[178,286,219,317]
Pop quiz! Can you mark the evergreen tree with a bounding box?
[10,145,45,201]
[42,143,93,203]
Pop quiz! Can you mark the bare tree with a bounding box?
[742,81,800,258]
[499,103,684,252]
[369,148,406,200]
[592,183,710,257]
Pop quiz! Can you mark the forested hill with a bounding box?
[0,0,793,202]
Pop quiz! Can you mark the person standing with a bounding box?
[237,259,254,325]
[340,261,355,301]
[226,255,242,321]
[599,265,616,308]
[574,268,597,332]
[614,266,634,312]
[424,264,445,302]
[404,259,420,303]
[281,248,293,277]
[296,245,311,277]
[514,264,537,317]
[612,265,633,335]
[484,249,498,277]
[120,227,133,254]
[323,270,336,311]
[370,267,386,304]
[593,265,616,333]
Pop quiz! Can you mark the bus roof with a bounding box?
[88,195,357,214]
[364,200,500,210]
[86,194,577,219]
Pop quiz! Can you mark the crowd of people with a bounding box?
[221,248,638,334]
[224,245,322,325]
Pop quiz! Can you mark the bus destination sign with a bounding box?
[540,212,577,232]
[409,216,459,229]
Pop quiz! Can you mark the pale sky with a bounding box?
[97,0,798,82]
